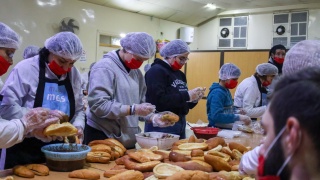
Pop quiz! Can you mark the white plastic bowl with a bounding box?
[135,132,180,150]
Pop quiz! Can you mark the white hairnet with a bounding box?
[160,39,190,58]
[45,32,83,60]
[144,63,151,72]
[283,40,320,75]
[23,45,39,59]
[256,63,278,76]
[120,32,156,59]
[0,22,21,49]
[219,63,241,80]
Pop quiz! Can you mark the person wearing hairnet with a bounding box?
[23,45,39,59]
[144,39,205,139]
[84,32,174,148]
[0,31,85,169]
[267,44,286,93]
[239,40,320,177]
[234,63,278,119]
[206,63,251,129]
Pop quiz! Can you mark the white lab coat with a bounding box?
[0,119,25,148]
[0,55,85,129]
[239,145,261,175]
[234,76,266,118]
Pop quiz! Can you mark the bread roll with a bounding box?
[128,151,163,163]
[86,151,111,163]
[178,143,208,151]
[206,151,231,161]
[191,149,204,157]
[191,156,204,161]
[167,160,213,172]
[206,137,226,150]
[169,151,191,162]
[105,138,127,152]
[161,113,179,123]
[123,156,161,172]
[90,144,112,153]
[153,163,184,179]
[103,169,128,178]
[25,164,49,176]
[172,139,188,147]
[115,155,128,165]
[188,135,197,143]
[228,142,248,153]
[216,170,244,180]
[13,165,34,178]
[204,154,231,172]
[108,170,144,180]
[43,122,78,136]
[68,169,100,179]
[153,150,170,160]
[166,170,209,180]
[232,149,243,160]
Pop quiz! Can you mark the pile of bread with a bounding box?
[99,135,255,180]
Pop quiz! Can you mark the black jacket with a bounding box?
[145,58,197,115]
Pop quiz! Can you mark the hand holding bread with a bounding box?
[151,111,178,127]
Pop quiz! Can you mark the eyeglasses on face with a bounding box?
[175,56,189,63]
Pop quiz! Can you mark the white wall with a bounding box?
[198,3,320,50]
[0,0,198,80]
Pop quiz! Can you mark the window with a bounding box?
[218,16,248,48]
[273,11,308,47]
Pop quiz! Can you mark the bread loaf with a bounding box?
[25,164,49,176]
[123,156,161,172]
[153,163,184,179]
[166,170,209,180]
[128,151,163,163]
[204,154,231,171]
[108,170,144,180]
[169,151,191,162]
[90,144,112,153]
[68,169,100,180]
[161,113,179,123]
[13,165,34,178]
[86,151,111,163]
[43,122,78,136]
[103,169,128,178]
[191,149,204,157]
[228,142,248,153]
[206,137,226,150]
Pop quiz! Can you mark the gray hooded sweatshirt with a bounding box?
[86,50,146,148]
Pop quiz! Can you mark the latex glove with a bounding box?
[239,115,252,125]
[75,126,84,144]
[151,112,176,127]
[31,128,62,142]
[188,87,204,102]
[133,103,156,116]
[21,107,60,134]
[49,110,69,122]
[193,87,206,102]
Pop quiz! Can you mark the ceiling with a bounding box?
[79,0,319,26]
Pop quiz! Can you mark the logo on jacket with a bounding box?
[171,79,186,88]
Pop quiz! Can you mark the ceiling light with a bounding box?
[120,33,126,38]
[205,3,216,10]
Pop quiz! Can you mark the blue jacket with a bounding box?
[206,82,239,127]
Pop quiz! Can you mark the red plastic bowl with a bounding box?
[190,127,219,140]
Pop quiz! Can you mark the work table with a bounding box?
[0,132,263,179]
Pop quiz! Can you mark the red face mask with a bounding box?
[225,79,238,89]
[273,57,284,64]
[171,61,183,71]
[48,60,71,76]
[258,155,281,180]
[262,80,271,87]
[124,57,143,69]
[0,56,11,76]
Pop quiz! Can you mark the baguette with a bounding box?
[161,113,179,123]
[68,169,100,180]
[25,164,49,176]
[43,122,77,136]
[108,170,144,180]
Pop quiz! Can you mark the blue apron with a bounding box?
[3,57,75,169]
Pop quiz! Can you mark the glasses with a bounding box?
[175,56,189,63]
[0,48,15,58]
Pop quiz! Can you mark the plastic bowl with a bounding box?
[190,127,219,140]
[135,132,180,150]
[41,143,91,172]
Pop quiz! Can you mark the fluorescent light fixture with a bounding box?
[120,33,126,38]
[205,3,217,10]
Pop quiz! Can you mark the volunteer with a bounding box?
[144,39,205,139]
[207,63,251,129]
[84,32,174,148]
[0,31,85,168]
[234,63,278,119]
[267,44,286,93]
[23,45,39,59]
